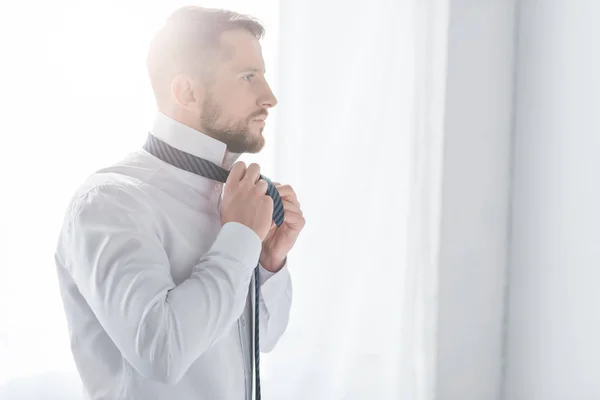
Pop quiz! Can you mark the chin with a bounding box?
[250,135,266,153]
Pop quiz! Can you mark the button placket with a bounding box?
[213,182,223,211]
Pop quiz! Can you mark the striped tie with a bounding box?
[143,132,283,400]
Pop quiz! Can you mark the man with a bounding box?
[54,6,304,400]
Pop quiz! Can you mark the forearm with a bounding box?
[141,223,260,380]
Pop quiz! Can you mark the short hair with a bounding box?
[146,6,265,105]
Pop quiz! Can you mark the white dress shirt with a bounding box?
[54,112,292,400]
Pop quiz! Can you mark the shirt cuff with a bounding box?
[210,222,262,272]
[258,260,291,299]
[258,256,288,285]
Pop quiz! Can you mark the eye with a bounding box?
[242,73,255,82]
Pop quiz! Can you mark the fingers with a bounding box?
[282,198,303,217]
[227,161,246,185]
[229,162,264,192]
[281,199,305,228]
[254,178,269,195]
[259,179,301,206]
[275,184,299,205]
[243,163,262,184]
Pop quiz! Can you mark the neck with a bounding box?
[152,109,242,170]
[160,107,230,148]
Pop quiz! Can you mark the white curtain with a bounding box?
[259,0,448,399]
[0,1,448,399]
[400,1,449,399]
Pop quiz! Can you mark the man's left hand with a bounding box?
[260,183,305,272]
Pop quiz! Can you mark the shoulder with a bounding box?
[66,170,156,226]
[53,172,155,263]
[54,153,163,261]
[69,151,161,213]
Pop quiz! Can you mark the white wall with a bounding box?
[435,1,516,399]
[504,1,600,399]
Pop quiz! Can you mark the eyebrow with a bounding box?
[239,67,266,74]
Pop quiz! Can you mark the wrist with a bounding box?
[259,252,286,273]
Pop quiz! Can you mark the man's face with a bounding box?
[196,29,278,154]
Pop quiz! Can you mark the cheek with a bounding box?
[212,82,256,119]
[228,98,255,120]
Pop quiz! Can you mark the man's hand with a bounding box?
[260,183,305,272]
[221,162,274,241]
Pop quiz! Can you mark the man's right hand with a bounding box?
[220,161,274,241]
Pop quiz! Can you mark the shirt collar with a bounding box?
[149,112,241,170]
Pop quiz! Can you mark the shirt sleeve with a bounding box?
[257,261,293,352]
[63,183,261,385]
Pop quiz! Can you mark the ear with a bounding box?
[170,74,204,110]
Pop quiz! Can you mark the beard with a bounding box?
[200,91,266,154]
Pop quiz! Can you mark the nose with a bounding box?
[259,82,278,109]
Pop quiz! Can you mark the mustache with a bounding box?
[249,110,269,119]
